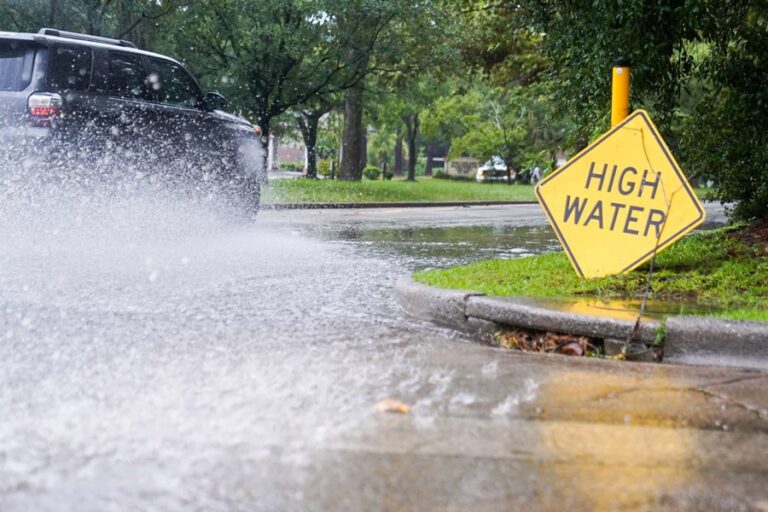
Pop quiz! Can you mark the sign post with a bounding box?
[611,58,631,127]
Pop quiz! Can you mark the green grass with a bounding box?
[262,177,535,204]
[415,225,768,322]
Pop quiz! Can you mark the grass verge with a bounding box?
[263,177,535,204]
[414,225,768,322]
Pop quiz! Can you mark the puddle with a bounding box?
[522,296,723,322]
[331,224,561,270]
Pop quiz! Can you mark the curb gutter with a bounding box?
[394,278,768,370]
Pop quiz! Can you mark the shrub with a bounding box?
[363,165,381,180]
[318,160,332,177]
[281,162,304,172]
[433,171,474,182]
[383,170,394,181]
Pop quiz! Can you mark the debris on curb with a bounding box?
[492,327,662,361]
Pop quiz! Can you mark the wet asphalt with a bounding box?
[2,198,767,511]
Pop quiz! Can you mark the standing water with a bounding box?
[0,175,752,510]
[0,173,558,510]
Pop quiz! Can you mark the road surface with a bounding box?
[1,195,766,511]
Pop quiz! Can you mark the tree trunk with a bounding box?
[506,153,514,185]
[257,122,270,184]
[394,129,404,176]
[340,83,364,180]
[360,128,367,171]
[405,114,420,182]
[116,0,133,38]
[85,3,103,36]
[268,133,280,173]
[298,113,320,179]
[424,141,435,176]
[49,0,62,26]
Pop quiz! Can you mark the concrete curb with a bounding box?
[665,316,768,371]
[466,295,660,343]
[263,200,538,210]
[394,277,768,370]
[393,278,659,344]
[393,278,483,331]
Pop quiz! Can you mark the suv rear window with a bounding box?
[0,41,35,91]
[47,45,93,91]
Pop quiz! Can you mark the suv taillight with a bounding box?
[27,93,63,126]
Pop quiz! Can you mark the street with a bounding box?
[1,197,766,511]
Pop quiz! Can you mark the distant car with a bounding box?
[476,157,513,182]
[0,28,263,213]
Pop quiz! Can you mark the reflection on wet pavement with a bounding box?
[522,296,723,321]
[332,224,561,271]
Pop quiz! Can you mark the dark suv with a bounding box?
[0,28,263,212]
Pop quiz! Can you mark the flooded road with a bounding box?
[2,198,767,511]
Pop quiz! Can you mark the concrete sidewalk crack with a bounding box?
[590,385,768,424]
[694,387,768,421]
[698,375,767,390]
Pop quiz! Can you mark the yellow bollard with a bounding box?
[611,58,631,127]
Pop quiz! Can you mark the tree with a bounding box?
[337,0,461,180]
[501,1,698,140]
[683,2,768,220]
[295,95,339,178]
[421,78,569,182]
[0,0,175,47]
[393,77,448,181]
[496,0,768,219]
[335,0,404,181]
[167,0,389,178]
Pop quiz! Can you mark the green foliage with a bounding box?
[280,162,304,173]
[317,160,334,177]
[367,127,396,167]
[497,1,768,219]
[415,226,768,322]
[423,81,570,170]
[316,112,344,160]
[6,0,765,216]
[0,0,176,50]
[431,171,473,182]
[507,0,698,140]
[682,4,768,220]
[363,166,381,180]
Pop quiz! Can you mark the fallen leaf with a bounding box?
[375,398,410,414]
[556,341,585,356]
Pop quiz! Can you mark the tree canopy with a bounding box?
[2,0,768,218]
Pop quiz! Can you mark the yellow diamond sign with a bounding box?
[535,110,705,279]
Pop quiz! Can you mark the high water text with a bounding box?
[562,161,667,238]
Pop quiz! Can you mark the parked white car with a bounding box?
[476,157,512,182]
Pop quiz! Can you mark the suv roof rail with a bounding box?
[37,28,137,49]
